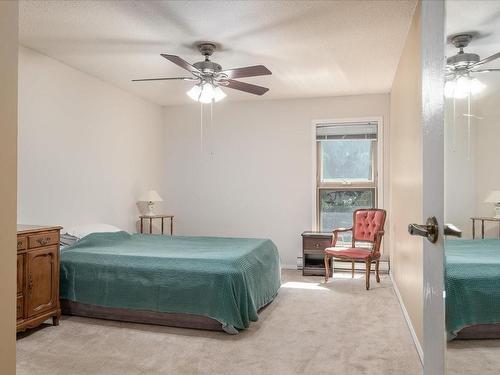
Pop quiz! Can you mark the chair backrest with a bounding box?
[352,209,387,250]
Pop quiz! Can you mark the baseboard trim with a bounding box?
[390,272,424,365]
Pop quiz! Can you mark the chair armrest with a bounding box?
[372,230,385,255]
[332,227,353,246]
[333,227,353,233]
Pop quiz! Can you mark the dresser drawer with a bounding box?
[303,237,332,251]
[17,295,24,320]
[17,236,27,251]
[28,231,59,249]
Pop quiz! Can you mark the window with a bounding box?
[316,121,379,233]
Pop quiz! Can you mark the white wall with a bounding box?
[444,96,478,239]
[474,88,500,237]
[389,4,423,345]
[18,47,165,232]
[444,87,500,239]
[0,2,18,373]
[163,94,390,267]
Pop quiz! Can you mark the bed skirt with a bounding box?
[61,299,226,332]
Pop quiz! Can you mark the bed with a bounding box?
[59,231,281,333]
[445,239,500,340]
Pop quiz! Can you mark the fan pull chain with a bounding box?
[466,90,471,161]
[452,94,457,152]
[210,101,214,156]
[200,102,204,153]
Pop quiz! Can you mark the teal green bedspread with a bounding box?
[445,239,500,339]
[60,232,281,330]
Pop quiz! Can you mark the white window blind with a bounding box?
[316,122,377,140]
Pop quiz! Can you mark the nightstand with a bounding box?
[301,231,333,276]
[139,215,174,235]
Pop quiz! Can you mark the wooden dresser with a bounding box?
[17,225,62,332]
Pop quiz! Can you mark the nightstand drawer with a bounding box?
[28,231,59,249]
[303,237,331,251]
[17,236,27,251]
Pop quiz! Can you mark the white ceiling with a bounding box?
[19,0,417,106]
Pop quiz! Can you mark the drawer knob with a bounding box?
[37,237,51,246]
[315,243,320,248]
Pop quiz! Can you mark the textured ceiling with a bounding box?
[19,0,417,106]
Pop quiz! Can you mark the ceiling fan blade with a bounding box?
[223,79,269,95]
[472,68,500,73]
[132,77,194,82]
[161,54,200,74]
[220,65,272,79]
[471,52,500,68]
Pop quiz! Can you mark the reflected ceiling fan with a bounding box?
[132,42,272,103]
[445,33,500,98]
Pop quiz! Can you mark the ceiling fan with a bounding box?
[445,33,500,98]
[132,42,272,103]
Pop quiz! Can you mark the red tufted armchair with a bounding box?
[324,208,386,290]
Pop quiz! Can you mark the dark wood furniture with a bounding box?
[17,225,62,332]
[139,214,174,235]
[471,216,500,239]
[324,209,386,290]
[301,232,333,276]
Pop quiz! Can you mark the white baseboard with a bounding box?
[390,272,424,365]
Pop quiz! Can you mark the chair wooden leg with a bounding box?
[324,255,330,282]
[365,260,371,290]
[376,260,380,283]
[351,261,355,278]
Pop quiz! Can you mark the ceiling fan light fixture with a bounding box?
[444,76,485,99]
[186,82,226,103]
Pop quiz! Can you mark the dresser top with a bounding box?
[17,224,62,235]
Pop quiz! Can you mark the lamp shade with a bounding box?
[139,190,163,202]
[485,191,500,203]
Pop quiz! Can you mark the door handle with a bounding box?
[444,223,462,238]
[408,216,439,243]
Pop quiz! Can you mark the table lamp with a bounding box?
[139,190,163,216]
[485,190,500,219]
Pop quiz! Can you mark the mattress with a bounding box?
[445,239,500,339]
[60,231,281,331]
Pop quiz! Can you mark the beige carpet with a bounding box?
[448,340,500,375]
[17,270,421,375]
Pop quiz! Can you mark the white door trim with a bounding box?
[421,1,446,374]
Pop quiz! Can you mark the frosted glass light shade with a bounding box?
[485,191,500,203]
[186,85,202,101]
[213,86,226,102]
[485,191,500,219]
[139,190,163,202]
[444,76,485,99]
[198,83,215,104]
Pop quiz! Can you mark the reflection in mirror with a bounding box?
[444,1,500,374]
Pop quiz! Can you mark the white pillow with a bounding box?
[65,223,123,240]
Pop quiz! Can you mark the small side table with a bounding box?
[471,217,500,239]
[139,215,174,235]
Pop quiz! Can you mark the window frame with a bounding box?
[311,117,384,232]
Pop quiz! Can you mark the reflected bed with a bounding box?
[446,239,500,340]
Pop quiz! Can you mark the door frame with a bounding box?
[421,0,446,374]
